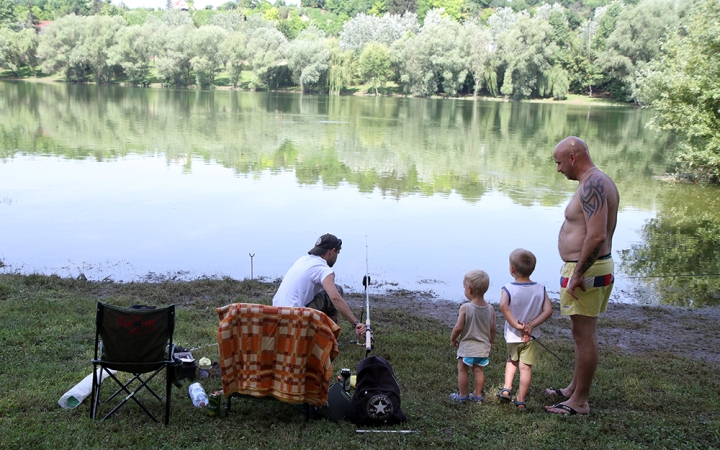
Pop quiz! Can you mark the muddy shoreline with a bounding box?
[343,290,720,368]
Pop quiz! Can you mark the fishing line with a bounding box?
[625,273,720,279]
[186,343,219,352]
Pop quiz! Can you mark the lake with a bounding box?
[1,80,718,307]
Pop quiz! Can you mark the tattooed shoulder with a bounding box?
[580,174,606,219]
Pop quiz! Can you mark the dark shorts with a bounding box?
[305,284,342,318]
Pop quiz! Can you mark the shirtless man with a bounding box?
[545,136,619,416]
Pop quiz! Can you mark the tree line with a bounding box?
[0,0,685,100]
[0,0,716,182]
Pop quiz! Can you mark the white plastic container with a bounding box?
[188,382,208,407]
[58,369,116,409]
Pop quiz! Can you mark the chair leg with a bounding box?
[90,365,99,420]
[101,381,160,423]
[165,365,172,426]
[91,363,174,424]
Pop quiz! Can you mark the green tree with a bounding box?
[338,11,419,52]
[245,26,289,89]
[575,2,623,95]
[123,8,151,26]
[83,15,125,83]
[0,0,18,29]
[596,0,680,103]
[155,24,195,87]
[357,42,392,95]
[277,9,307,40]
[496,13,558,99]
[390,8,470,97]
[327,38,356,94]
[0,27,38,76]
[37,14,92,82]
[189,25,227,88]
[108,24,156,85]
[284,26,330,92]
[146,9,193,28]
[210,10,245,32]
[220,31,249,87]
[387,0,416,15]
[54,0,94,16]
[390,19,434,96]
[415,0,464,21]
[460,19,495,98]
[638,0,720,183]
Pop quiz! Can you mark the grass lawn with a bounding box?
[0,274,718,449]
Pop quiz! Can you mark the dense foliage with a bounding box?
[0,0,716,181]
[638,0,720,183]
[0,0,687,100]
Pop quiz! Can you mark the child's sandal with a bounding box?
[513,399,528,411]
[496,387,512,402]
[469,394,484,403]
[450,393,468,403]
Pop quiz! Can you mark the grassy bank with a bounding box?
[0,274,718,449]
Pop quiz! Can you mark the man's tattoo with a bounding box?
[581,176,606,219]
[578,247,601,275]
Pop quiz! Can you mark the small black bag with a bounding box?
[347,356,407,425]
[173,350,198,381]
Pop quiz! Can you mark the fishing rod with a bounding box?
[362,236,374,357]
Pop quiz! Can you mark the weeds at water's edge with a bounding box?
[0,273,718,449]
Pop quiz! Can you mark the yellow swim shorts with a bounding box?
[559,256,614,317]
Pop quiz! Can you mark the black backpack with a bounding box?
[347,356,407,425]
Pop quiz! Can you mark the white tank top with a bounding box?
[502,282,546,343]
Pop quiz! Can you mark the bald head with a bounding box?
[554,136,589,159]
[553,136,593,181]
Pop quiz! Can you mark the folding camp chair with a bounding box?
[90,302,176,425]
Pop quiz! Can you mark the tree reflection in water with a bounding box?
[620,185,720,307]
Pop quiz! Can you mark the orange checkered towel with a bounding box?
[216,303,341,407]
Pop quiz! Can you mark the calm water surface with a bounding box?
[1,81,718,307]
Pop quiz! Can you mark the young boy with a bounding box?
[497,248,553,410]
[450,270,496,403]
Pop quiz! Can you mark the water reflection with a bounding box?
[1,81,717,307]
[620,184,720,307]
[0,81,675,207]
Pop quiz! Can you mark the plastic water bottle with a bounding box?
[188,382,208,407]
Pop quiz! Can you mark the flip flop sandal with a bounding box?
[546,402,588,416]
[545,388,569,399]
[449,393,468,403]
[496,387,512,402]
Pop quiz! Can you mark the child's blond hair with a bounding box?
[464,270,490,295]
[509,248,537,278]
